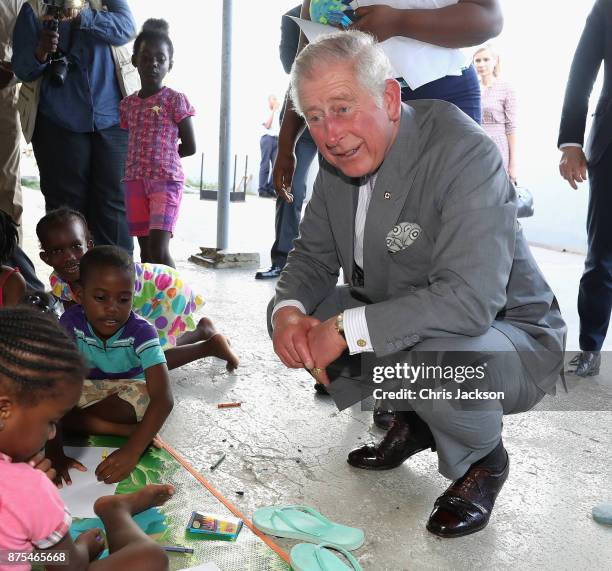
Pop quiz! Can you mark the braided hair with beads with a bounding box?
[0,307,86,405]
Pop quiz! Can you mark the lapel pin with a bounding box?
[384,192,391,200]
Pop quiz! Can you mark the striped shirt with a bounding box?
[60,306,166,381]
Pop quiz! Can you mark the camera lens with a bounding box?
[49,58,69,86]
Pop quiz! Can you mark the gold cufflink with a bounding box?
[357,339,367,347]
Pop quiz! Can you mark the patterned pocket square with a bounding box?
[386,222,422,253]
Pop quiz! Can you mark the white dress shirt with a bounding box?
[272,176,376,355]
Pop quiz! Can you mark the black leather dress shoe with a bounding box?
[426,452,509,538]
[314,382,330,395]
[373,408,396,430]
[568,351,601,377]
[348,412,436,470]
[254,265,282,279]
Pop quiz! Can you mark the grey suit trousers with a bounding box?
[269,286,545,480]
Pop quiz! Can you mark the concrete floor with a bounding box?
[20,188,612,570]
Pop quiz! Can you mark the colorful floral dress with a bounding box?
[50,263,204,349]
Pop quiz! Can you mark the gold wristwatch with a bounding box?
[335,313,345,339]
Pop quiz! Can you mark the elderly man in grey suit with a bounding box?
[269,31,566,538]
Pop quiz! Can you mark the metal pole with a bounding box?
[243,155,248,193]
[232,154,237,193]
[199,152,204,194]
[216,0,232,249]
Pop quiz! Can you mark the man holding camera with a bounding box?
[12,0,136,253]
[0,1,25,233]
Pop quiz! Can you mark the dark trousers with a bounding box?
[8,245,43,291]
[579,143,612,351]
[258,134,278,194]
[271,129,318,268]
[401,65,482,124]
[32,113,132,254]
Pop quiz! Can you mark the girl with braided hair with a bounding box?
[0,210,26,306]
[0,307,173,570]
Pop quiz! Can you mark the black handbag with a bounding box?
[514,183,534,218]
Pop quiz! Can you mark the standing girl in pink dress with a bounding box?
[120,19,196,268]
[473,45,518,184]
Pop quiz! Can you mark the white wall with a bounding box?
[130,0,601,251]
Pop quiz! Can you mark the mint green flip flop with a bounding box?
[291,543,363,571]
[252,505,364,550]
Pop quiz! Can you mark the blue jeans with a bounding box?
[400,65,482,124]
[270,129,318,268]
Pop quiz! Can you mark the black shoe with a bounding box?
[254,265,282,279]
[426,451,509,538]
[347,412,436,470]
[373,408,396,430]
[568,351,601,377]
[314,382,330,396]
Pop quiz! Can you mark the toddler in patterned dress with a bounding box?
[36,208,239,372]
[120,18,196,268]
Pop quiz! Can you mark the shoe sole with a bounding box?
[347,445,432,471]
[426,518,490,538]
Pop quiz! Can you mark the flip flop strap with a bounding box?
[315,543,362,571]
[271,505,331,537]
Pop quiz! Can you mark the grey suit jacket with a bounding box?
[275,101,566,394]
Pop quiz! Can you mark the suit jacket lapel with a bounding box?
[363,105,420,300]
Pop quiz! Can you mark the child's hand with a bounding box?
[75,528,105,561]
[44,450,87,489]
[28,451,57,482]
[95,446,141,484]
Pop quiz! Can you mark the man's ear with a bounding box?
[86,239,94,250]
[383,78,402,123]
[168,59,173,72]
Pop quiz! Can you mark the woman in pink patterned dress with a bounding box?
[120,19,196,268]
[473,45,517,183]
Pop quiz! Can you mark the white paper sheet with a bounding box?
[289,0,467,90]
[58,446,119,519]
[178,563,221,571]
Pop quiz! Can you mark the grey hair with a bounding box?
[290,30,394,116]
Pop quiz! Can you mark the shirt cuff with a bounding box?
[343,307,374,354]
[559,143,582,149]
[271,300,307,329]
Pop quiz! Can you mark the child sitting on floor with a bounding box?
[0,307,173,571]
[36,207,239,371]
[0,210,26,306]
[54,246,174,486]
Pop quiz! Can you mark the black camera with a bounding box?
[41,0,84,86]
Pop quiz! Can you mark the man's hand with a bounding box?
[349,5,399,42]
[272,147,296,203]
[27,451,57,482]
[559,147,587,190]
[306,316,348,386]
[35,28,59,62]
[273,307,320,369]
[95,446,140,484]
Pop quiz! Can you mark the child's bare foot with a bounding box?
[75,527,105,561]
[94,484,175,518]
[196,317,217,340]
[202,333,240,372]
